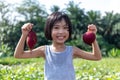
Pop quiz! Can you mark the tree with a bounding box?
[50,5,60,12]
[86,10,101,25]
[65,1,87,38]
[98,11,120,49]
[0,1,13,45]
[16,0,47,21]
[14,0,49,48]
[0,0,49,52]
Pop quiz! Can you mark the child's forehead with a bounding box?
[54,18,67,25]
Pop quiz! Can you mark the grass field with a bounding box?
[0,57,120,80]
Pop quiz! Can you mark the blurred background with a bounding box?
[0,0,120,58]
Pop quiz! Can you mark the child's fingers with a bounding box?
[87,24,97,33]
[22,23,33,31]
[26,24,32,31]
[88,24,96,29]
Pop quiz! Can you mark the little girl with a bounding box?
[14,12,102,80]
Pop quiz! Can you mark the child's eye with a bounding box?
[64,26,69,30]
[53,26,59,29]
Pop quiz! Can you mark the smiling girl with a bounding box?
[14,12,102,80]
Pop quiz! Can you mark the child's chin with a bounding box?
[56,40,66,44]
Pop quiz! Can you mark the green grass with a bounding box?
[0,57,43,65]
[74,58,120,80]
[0,57,120,80]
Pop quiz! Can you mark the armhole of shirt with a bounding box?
[70,46,74,58]
[44,45,48,59]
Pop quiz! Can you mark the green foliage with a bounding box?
[66,1,87,35]
[98,12,120,49]
[50,5,60,12]
[74,58,120,80]
[0,57,42,65]
[0,43,12,57]
[108,48,120,57]
[86,10,101,24]
[0,57,120,80]
[16,0,47,21]
[0,0,120,57]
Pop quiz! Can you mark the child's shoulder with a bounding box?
[37,45,46,52]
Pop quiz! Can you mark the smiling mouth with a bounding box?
[57,36,65,40]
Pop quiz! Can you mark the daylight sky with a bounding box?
[5,0,120,15]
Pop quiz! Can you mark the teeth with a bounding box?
[57,36,64,39]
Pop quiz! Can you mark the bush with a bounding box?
[0,42,12,57]
[108,48,120,57]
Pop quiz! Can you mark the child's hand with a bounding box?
[87,24,97,34]
[21,23,33,36]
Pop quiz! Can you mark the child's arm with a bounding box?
[73,24,102,60]
[14,23,45,58]
[73,40,101,60]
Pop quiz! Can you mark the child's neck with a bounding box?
[51,43,66,52]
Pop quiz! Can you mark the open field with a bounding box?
[0,57,120,80]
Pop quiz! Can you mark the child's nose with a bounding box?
[58,29,64,33]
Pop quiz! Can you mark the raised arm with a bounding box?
[14,23,45,58]
[73,24,102,60]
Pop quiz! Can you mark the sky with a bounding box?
[4,0,120,15]
[39,0,120,14]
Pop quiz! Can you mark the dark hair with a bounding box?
[44,12,72,40]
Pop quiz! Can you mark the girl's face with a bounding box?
[51,19,69,44]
